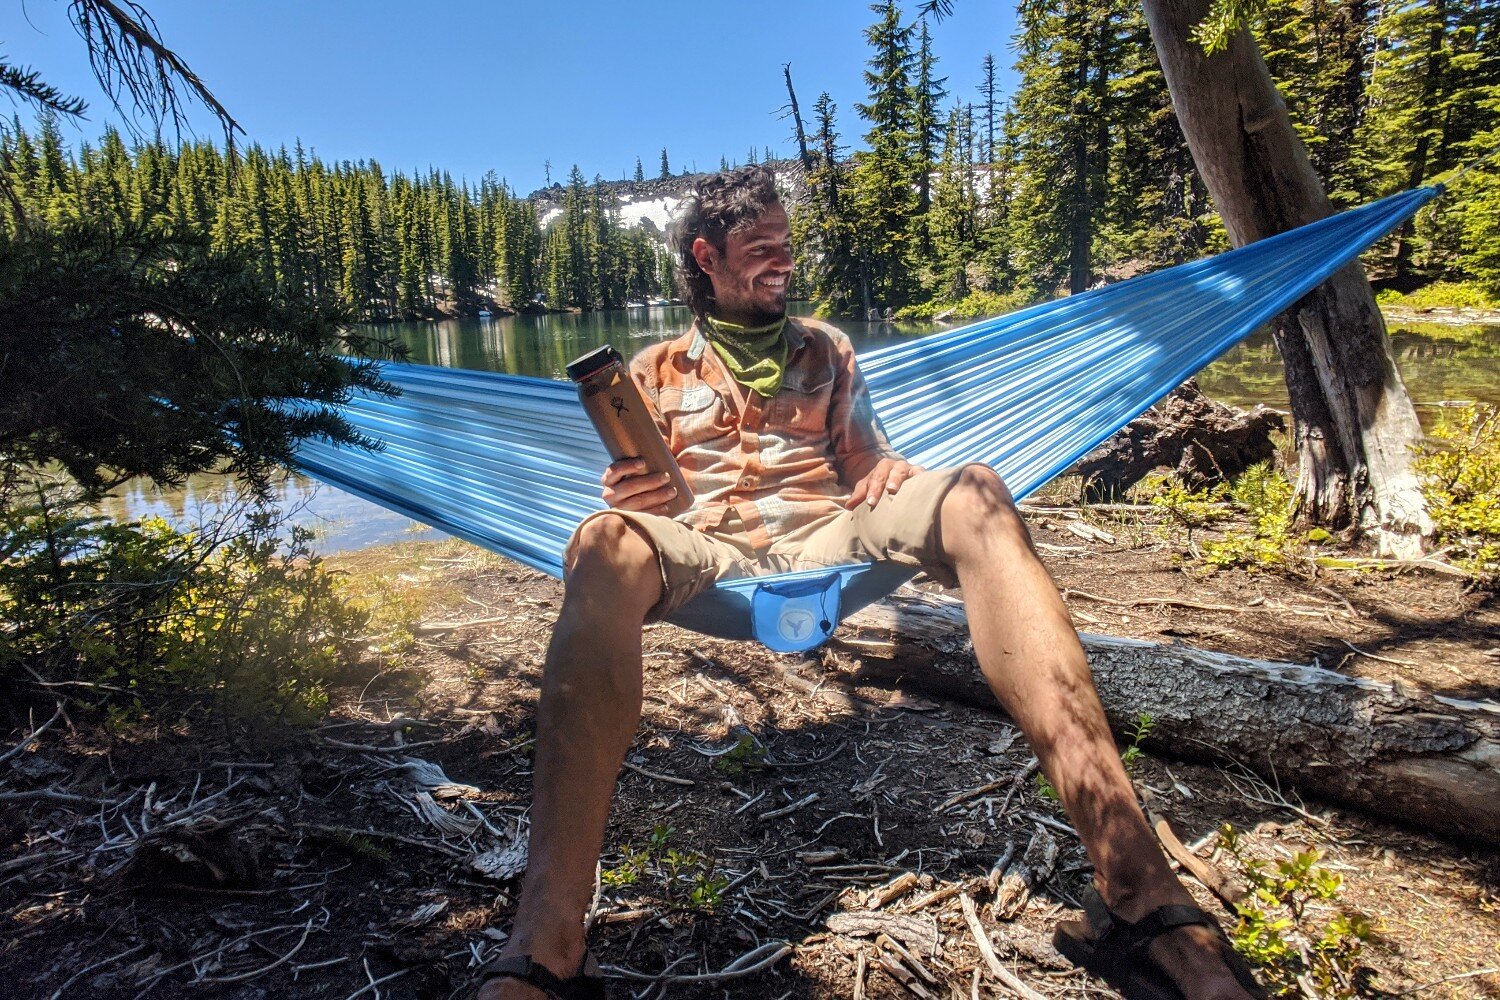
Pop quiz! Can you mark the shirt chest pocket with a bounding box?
[772,363,836,435]
[658,382,732,449]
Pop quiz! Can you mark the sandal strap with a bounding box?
[478,953,604,1000]
[1081,888,1221,954]
[1123,904,1221,955]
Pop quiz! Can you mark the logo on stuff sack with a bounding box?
[778,607,816,643]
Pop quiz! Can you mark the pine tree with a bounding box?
[634,156,645,182]
[977,53,1000,166]
[792,93,862,311]
[1356,0,1500,280]
[1007,0,1135,294]
[659,148,671,180]
[851,0,922,308]
[911,18,949,256]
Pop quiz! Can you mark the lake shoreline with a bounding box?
[366,300,1500,331]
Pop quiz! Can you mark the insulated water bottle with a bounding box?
[567,345,694,518]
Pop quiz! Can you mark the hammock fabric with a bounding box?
[295,186,1440,652]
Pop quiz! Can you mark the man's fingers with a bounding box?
[615,484,679,512]
[886,464,913,494]
[864,468,890,507]
[844,480,869,510]
[602,457,649,486]
[603,470,673,508]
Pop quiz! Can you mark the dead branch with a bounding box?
[960,894,1049,1000]
[602,941,793,983]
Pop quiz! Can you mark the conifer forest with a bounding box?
[4,0,1495,323]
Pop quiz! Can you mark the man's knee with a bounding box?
[940,465,1028,557]
[565,514,662,600]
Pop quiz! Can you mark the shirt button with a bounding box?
[742,475,757,488]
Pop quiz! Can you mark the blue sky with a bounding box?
[7,0,1019,194]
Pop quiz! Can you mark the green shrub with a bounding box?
[895,288,1035,321]
[1221,825,1374,998]
[1376,280,1498,310]
[713,732,766,778]
[1143,473,1231,544]
[1203,464,1299,570]
[0,485,369,726]
[1414,404,1500,579]
[602,823,727,911]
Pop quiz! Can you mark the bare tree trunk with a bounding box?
[1142,0,1431,556]
[781,64,813,169]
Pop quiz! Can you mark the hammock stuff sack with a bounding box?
[294,186,1440,652]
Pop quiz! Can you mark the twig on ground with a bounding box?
[0,788,105,806]
[48,943,147,1000]
[960,893,1049,1000]
[620,760,695,786]
[939,779,1006,813]
[1063,588,1243,614]
[1,703,66,766]
[602,941,792,983]
[868,872,921,909]
[1396,967,1500,996]
[343,964,410,1000]
[759,792,820,821]
[198,917,316,984]
[1338,639,1418,667]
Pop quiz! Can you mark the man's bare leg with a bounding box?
[938,466,1255,1000]
[479,515,661,1000]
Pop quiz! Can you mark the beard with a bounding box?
[742,300,787,326]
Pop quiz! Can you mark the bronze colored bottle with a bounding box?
[567,345,694,517]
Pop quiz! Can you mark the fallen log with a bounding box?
[1066,379,1284,500]
[831,590,1500,846]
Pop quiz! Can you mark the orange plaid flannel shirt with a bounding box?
[629,316,904,554]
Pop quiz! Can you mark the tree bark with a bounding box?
[1068,379,1285,499]
[831,590,1500,846]
[781,63,813,170]
[1141,0,1431,557]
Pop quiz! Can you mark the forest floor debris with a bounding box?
[2,503,1497,998]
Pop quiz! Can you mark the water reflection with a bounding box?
[1195,321,1500,411]
[104,308,1500,554]
[374,304,935,375]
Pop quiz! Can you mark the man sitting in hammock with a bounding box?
[480,166,1264,1000]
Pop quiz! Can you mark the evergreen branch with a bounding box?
[0,60,88,117]
[1191,0,1267,55]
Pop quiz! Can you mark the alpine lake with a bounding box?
[100,303,1500,554]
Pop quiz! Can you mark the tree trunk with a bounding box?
[831,591,1500,846]
[782,64,813,169]
[1142,0,1431,557]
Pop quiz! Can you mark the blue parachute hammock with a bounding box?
[294,186,1440,653]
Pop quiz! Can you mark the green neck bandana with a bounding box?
[703,314,789,398]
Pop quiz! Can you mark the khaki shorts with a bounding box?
[564,465,975,619]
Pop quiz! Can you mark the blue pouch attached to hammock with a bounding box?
[751,574,842,654]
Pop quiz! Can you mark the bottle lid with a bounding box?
[566,345,624,383]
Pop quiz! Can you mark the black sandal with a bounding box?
[475,951,606,1000]
[1053,887,1267,999]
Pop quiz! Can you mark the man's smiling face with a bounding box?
[694,202,793,326]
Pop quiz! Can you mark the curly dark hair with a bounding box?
[669,165,782,321]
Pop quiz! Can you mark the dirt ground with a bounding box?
[2,502,1497,999]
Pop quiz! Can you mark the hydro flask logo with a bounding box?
[611,395,628,416]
